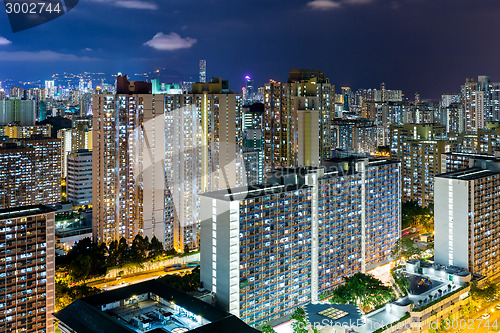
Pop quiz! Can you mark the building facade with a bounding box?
[92,80,167,247]
[66,150,92,207]
[0,138,61,209]
[390,123,452,206]
[435,157,500,278]
[93,76,244,251]
[263,70,334,172]
[331,118,377,155]
[200,158,401,327]
[0,205,55,333]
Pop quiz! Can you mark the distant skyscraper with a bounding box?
[0,205,56,333]
[199,59,207,83]
[460,76,499,131]
[164,77,245,251]
[244,75,254,103]
[441,94,461,108]
[45,80,55,98]
[9,86,24,99]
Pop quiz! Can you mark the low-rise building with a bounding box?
[54,280,258,333]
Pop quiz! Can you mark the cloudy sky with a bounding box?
[0,0,499,98]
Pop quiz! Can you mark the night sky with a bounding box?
[1,0,500,98]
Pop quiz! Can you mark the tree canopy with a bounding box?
[57,235,167,283]
[391,238,423,260]
[402,200,434,232]
[329,273,395,312]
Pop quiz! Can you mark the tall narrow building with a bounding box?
[263,70,334,173]
[0,205,55,333]
[92,76,167,246]
[164,77,244,251]
[199,59,207,83]
[435,157,500,278]
[93,76,244,251]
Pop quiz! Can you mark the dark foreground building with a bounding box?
[54,279,259,333]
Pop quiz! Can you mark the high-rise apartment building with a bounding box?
[57,124,92,178]
[242,103,264,185]
[0,138,61,209]
[243,75,254,103]
[390,123,452,206]
[164,77,244,251]
[0,205,55,333]
[0,99,36,126]
[331,118,377,154]
[200,157,400,327]
[44,81,55,99]
[441,93,461,108]
[435,157,500,278]
[66,149,92,207]
[440,151,499,174]
[263,70,334,172]
[460,76,500,131]
[92,76,166,246]
[93,76,244,251]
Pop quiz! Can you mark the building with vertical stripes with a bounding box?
[263,70,334,173]
[435,157,500,278]
[0,205,55,333]
[200,157,400,327]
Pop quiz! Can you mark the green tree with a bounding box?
[471,281,499,304]
[159,267,201,292]
[117,237,129,265]
[149,235,164,257]
[68,254,92,281]
[460,302,476,318]
[402,200,434,231]
[290,307,308,333]
[329,273,395,311]
[391,238,422,260]
[130,234,148,262]
[261,325,277,333]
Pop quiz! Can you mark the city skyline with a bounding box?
[0,0,500,98]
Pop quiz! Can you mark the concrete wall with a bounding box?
[434,177,469,270]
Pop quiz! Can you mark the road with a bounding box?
[90,267,195,291]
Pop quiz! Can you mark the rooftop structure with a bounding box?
[54,280,258,333]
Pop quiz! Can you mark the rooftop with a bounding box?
[436,167,500,181]
[55,279,258,333]
[200,184,310,201]
[0,205,55,220]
